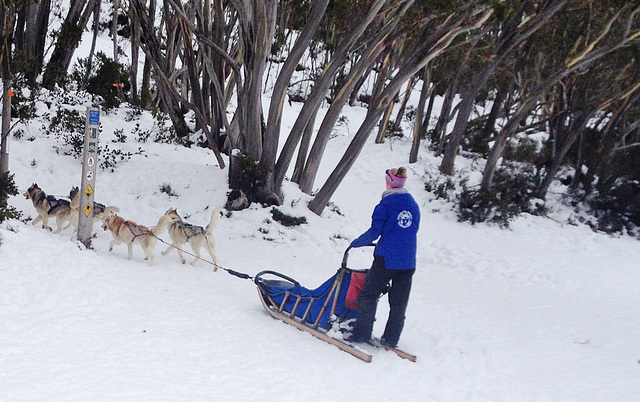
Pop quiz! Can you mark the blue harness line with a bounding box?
[124,221,154,242]
[46,195,63,214]
[179,221,205,240]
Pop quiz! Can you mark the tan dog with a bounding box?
[101,209,180,265]
[24,183,74,233]
[69,186,120,228]
[161,208,222,269]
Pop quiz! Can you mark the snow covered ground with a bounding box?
[2,88,640,402]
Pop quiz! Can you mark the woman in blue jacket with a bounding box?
[347,167,420,348]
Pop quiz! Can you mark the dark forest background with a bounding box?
[1,0,639,235]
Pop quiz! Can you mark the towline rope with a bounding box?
[155,236,254,281]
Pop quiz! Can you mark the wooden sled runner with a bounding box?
[254,249,373,362]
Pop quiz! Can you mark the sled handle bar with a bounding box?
[341,244,376,269]
[254,270,301,288]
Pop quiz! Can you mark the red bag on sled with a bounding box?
[345,271,367,311]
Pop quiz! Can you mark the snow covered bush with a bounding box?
[457,162,545,228]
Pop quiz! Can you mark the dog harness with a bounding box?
[178,221,205,240]
[124,221,154,241]
[45,195,64,214]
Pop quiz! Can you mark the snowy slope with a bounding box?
[2,13,640,399]
[2,89,640,401]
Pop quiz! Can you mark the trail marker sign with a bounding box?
[77,107,100,248]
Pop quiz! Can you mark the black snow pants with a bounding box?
[351,255,415,347]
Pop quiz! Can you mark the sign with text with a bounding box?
[77,107,100,248]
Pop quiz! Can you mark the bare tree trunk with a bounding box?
[0,1,15,177]
[309,7,492,215]
[392,74,416,134]
[0,79,10,176]
[482,5,640,192]
[82,0,101,87]
[163,0,243,150]
[440,0,567,175]
[233,0,278,160]
[112,0,119,62]
[208,0,226,145]
[423,85,437,136]
[298,24,400,193]
[140,0,155,109]
[375,91,396,143]
[372,53,392,144]
[291,112,317,183]
[410,67,432,163]
[534,116,589,199]
[15,0,50,82]
[131,0,190,137]
[42,0,96,90]
[439,62,494,172]
[178,2,205,131]
[584,90,640,193]
[482,75,572,192]
[480,81,508,141]
[433,81,456,156]
[129,0,139,103]
[272,0,395,197]
[193,0,211,125]
[348,63,374,106]
[261,0,331,169]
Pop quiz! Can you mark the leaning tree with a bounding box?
[309,4,493,214]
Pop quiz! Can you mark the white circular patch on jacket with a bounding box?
[397,211,413,228]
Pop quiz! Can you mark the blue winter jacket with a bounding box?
[351,188,420,270]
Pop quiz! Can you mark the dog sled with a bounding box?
[254,246,418,362]
[254,247,373,361]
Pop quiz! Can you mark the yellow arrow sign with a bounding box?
[84,184,94,199]
[83,203,93,217]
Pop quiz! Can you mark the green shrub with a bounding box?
[46,108,86,158]
[232,152,270,199]
[159,183,178,198]
[587,179,640,237]
[457,162,545,228]
[0,172,22,223]
[381,119,403,139]
[504,135,541,164]
[270,208,307,227]
[49,108,85,134]
[461,118,491,156]
[7,83,37,121]
[98,144,144,171]
[113,129,127,143]
[74,52,129,109]
[424,172,456,201]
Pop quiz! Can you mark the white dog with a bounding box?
[161,208,222,269]
[102,209,180,265]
